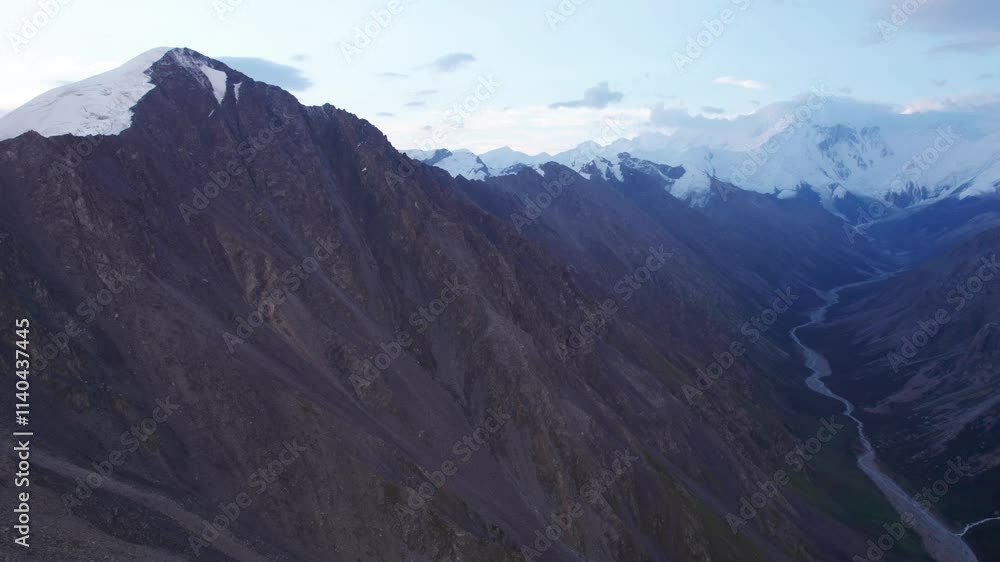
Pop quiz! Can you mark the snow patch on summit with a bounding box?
[0,47,242,141]
[200,65,228,104]
[0,47,173,141]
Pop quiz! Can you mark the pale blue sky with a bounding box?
[3,0,999,152]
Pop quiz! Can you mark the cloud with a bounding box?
[405,101,426,107]
[381,105,648,154]
[980,73,995,80]
[377,112,396,117]
[291,54,308,62]
[838,87,853,95]
[872,1,1000,51]
[926,34,1000,54]
[218,57,313,91]
[931,79,947,87]
[647,95,909,147]
[377,72,409,79]
[429,53,476,72]
[713,76,766,89]
[550,82,624,109]
[702,106,726,115]
[414,89,439,96]
[876,0,1000,35]
[894,94,1000,139]
[650,104,719,129]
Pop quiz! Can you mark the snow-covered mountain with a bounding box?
[479,146,552,174]
[7,50,997,216]
[406,96,1000,214]
[0,47,245,141]
[402,148,492,180]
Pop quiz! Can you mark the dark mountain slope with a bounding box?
[861,195,1000,259]
[461,163,931,561]
[0,48,927,562]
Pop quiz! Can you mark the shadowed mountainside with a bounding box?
[0,48,944,561]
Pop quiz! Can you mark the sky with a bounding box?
[2,0,1000,154]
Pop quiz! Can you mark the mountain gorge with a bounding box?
[0,47,997,562]
[803,227,1000,561]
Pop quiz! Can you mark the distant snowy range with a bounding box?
[404,95,1000,220]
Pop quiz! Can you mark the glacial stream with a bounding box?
[789,277,981,562]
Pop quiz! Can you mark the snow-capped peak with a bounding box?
[0,47,234,142]
[412,97,1000,212]
[479,146,551,172]
[404,148,492,180]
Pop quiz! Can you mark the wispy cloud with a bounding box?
[926,34,1000,54]
[899,92,1000,115]
[873,0,1000,35]
[702,106,725,115]
[414,89,439,97]
[218,57,313,91]
[870,0,1000,52]
[650,104,719,129]
[550,81,624,109]
[713,76,766,90]
[381,105,648,154]
[377,72,409,79]
[377,112,396,117]
[429,53,476,73]
[405,101,426,107]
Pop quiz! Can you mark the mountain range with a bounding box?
[405,96,1000,222]
[0,47,997,561]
